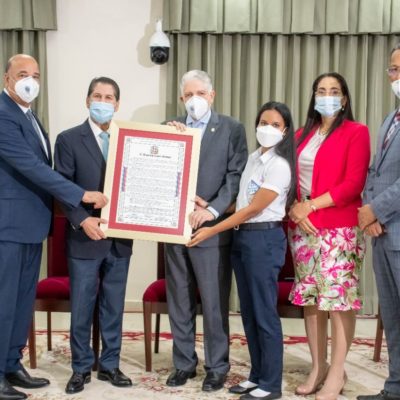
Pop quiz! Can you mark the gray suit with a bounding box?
[165,111,248,374]
[364,109,400,395]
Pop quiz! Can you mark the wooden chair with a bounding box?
[142,243,202,372]
[277,221,304,319]
[28,208,100,370]
[373,306,384,362]
[142,223,303,372]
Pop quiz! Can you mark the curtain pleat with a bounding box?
[0,15,52,129]
[0,0,57,30]
[166,33,400,313]
[164,0,400,34]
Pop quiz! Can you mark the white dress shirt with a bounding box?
[236,148,291,222]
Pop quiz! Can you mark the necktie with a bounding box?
[383,110,400,149]
[99,131,109,161]
[26,109,48,157]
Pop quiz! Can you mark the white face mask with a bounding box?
[185,96,210,121]
[13,76,40,103]
[256,125,285,148]
[391,79,400,99]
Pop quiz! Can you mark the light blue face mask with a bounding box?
[89,101,115,124]
[314,96,342,117]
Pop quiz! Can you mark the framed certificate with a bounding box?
[101,120,201,244]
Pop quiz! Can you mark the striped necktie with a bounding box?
[99,131,109,161]
[383,110,400,149]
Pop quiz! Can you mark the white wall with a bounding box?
[46,0,166,309]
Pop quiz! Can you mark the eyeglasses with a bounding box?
[386,66,400,78]
[315,89,342,97]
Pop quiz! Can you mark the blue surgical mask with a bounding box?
[89,101,115,124]
[314,96,342,117]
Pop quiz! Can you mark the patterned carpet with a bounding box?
[22,331,387,399]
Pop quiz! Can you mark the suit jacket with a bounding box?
[294,120,370,228]
[364,110,400,250]
[169,111,248,247]
[0,91,83,243]
[54,120,132,259]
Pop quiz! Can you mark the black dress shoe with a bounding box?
[229,384,258,394]
[0,378,27,400]
[97,368,132,387]
[65,372,91,394]
[5,366,50,389]
[357,391,400,400]
[166,369,196,387]
[202,371,226,392]
[240,392,282,400]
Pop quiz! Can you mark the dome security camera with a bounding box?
[150,20,170,65]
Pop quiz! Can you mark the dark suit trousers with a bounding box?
[69,246,130,373]
[165,244,231,374]
[231,228,286,393]
[0,241,42,377]
[373,239,400,395]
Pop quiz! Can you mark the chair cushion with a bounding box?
[143,279,167,302]
[36,277,70,299]
[277,281,294,305]
[142,278,202,303]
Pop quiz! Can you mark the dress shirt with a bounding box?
[186,109,211,139]
[236,148,291,222]
[88,117,108,153]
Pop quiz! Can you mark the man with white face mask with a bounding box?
[164,70,248,392]
[0,55,108,400]
[54,77,133,395]
[358,44,400,400]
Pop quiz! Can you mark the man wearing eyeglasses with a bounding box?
[358,44,400,400]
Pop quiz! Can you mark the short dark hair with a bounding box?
[297,72,354,147]
[255,101,297,207]
[87,77,120,101]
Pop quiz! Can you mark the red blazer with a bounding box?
[294,119,370,229]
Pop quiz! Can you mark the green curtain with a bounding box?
[165,33,400,314]
[164,0,400,34]
[0,0,57,130]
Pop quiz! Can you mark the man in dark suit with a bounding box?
[358,44,400,400]
[0,54,107,400]
[54,77,133,394]
[164,70,248,392]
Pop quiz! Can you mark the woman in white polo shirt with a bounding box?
[187,101,296,400]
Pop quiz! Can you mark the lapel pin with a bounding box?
[211,127,216,132]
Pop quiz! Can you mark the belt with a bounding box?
[234,221,282,231]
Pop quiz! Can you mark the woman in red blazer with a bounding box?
[288,72,370,400]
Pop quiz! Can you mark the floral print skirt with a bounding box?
[288,226,365,311]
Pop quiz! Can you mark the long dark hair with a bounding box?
[297,72,354,147]
[255,101,296,207]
